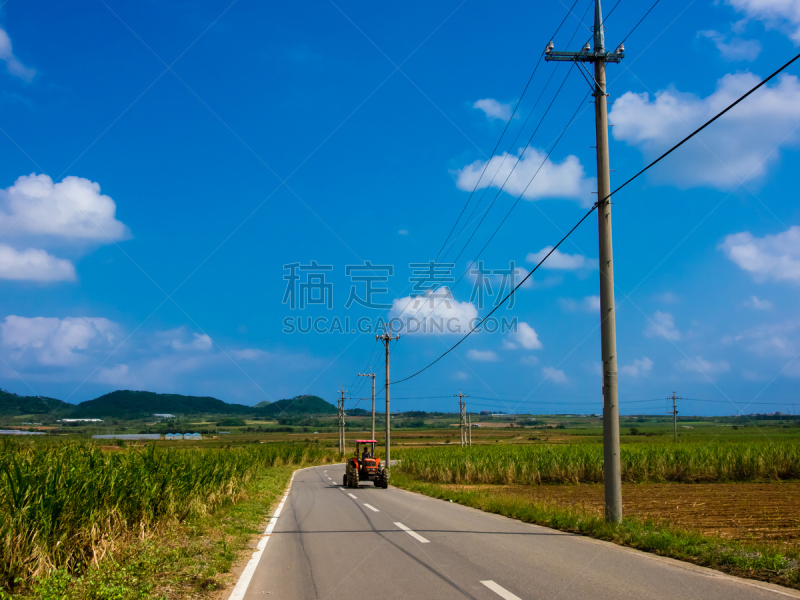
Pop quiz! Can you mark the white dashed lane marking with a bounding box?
[348,493,357,499]
[394,522,429,543]
[364,504,379,512]
[480,581,522,600]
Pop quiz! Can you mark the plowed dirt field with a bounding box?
[445,481,800,547]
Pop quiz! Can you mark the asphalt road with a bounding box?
[241,464,800,600]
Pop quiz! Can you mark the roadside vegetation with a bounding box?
[0,439,334,598]
[395,441,800,484]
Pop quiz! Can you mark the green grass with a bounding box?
[395,441,800,484]
[9,465,296,599]
[0,439,332,596]
[390,472,800,589]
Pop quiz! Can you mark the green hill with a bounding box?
[0,389,70,416]
[69,390,252,419]
[257,395,336,415]
[0,389,335,420]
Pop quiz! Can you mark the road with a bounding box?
[237,464,800,600]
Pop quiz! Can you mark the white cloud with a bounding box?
[609,73,800,189]
[170,331,213,351]
[678,355,731,376]
[0,244,75,282]
[526,247,594,270]
[390,287,478,335]
[726,317,800,358]
[0,315,116,366]
[231,348,267,360]
[697,30,762,61]
[726,0,800,43]
[520,355,539,366]
[746,295,773,309]
[561,295,600,312]
[720,226,800,283]
[644,311,681,341]
[0,26,35,81]
[398,229,409,235]
[504,321,542,350]
[455,148,594,205]
[619,357,653,378]
[541,366,568,384]
[454,370,469,381]
[0,174,130,242]
[473,98,513,121]
[467,349,498,362]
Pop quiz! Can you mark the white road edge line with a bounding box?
[394,522,430,543]
[348,493,357,499]
[227,467,305,600]
[364,503,379,512]
[480,580,522,600]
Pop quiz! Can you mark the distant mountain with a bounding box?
[0,389,70,416]
[0,389,336,420]
[257,395,336,415]
[69,390,252,419]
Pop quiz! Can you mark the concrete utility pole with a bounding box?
[668,392,682,443]
[377,324,399,476]
[337,387,349,454]
[455,390,469,447]
[358,370,377,440]
[546,0,625,523]
[468,413,472,446]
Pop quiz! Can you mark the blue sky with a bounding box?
[1,0,800,417]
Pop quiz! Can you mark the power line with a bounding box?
[391,48,800,385]
[444,63,577,268]
[434,0,584,263]
[603,52,800,205]
[400,16,596,328]
[347,338,379,395]
[401,89,589,331]
[439,0,628,274]
[440,65,565,262]
[441,2,594,264]
[393,0,593,326]
[616,0,661,47]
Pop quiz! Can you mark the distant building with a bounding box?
[153,413,176,419]
[93,434,161,440]
[58,419,103,423]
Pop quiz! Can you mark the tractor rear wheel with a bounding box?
[350,469,359,488]
[376,468,388,489]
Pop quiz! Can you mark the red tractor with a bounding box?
[344,440,388,488]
